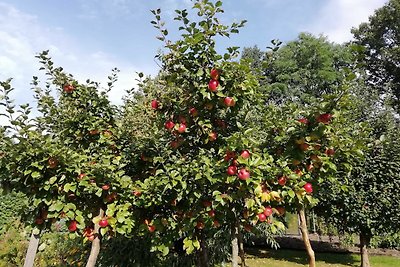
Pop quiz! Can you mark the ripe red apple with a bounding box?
[208,210,215,217]
[258,213,267,222]
[227,165,238,176]
[208,132,217,141]
[202,200,212,207]
[213,220,220,228]
[224,151,236,161]
[325,148,335,156]
[133,190,142,197]
[238,168,250,180]
[170,140,179,149]
[263,206,273,217]
[310,154,320,161]
[48,157,58,168]
[208,80,219,92]
[164,120,175,130]
[210,68,220,80]
[102,184,110,191]
[304,183,313,194]
[231,159,239,166]
[299,143,310,151]
[68,220,78,232]
[294,169,303,176]
[99,218,109,228]
[35,217,44,225]
[177,124,187,133]
[189,107,198,117]
[224,97,235,107]
[196,221,205,230]
[240,150,251,159]
[277,176,287,186]
[83,227,94,237]
[317,113,333,124]
[297,118,309,124]
[148,224,156,233]
[151,99,159,110]
[63,84,74,93]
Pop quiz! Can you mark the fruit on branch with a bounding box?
[164,120,175,130]
[63,84,74,93]
[227,165,238,176]
[189,107,198,117]
[99,218,109,228]
[238,168,250,180]
[304,183,313,194]
[208,80,219,92]
[277,176,287,186]
[208,132,218,141]
[325,148,335,156]
[263,206,273,217]
[240,150,250,159]
[210,68,220,80]
[177,123,187,133]
[224,97,235,107]
[151,99,159,110]
[317,113,333,124]
[68,220,78,232]
[258,213,267,222]
[297,118,309,124]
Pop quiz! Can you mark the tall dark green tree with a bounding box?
[352,0,400,113]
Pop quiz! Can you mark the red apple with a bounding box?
[213,220,220,228]
[48,157,58,168]
[208,210,215,217]
[310,154,320,161]
[240,150,251,159]
[304,183,313,194]
[208,132,217,141]
[89,130,99,135]
[238,168,250,180]
[164,120,175,130]
[263,206,273,217]
[277,176,287,186]
[189,107,198,117]
[68,220,78,232]
[148,224,156,233]
[258,213,267,222]
[102,184,110,190]
[133,190,142,197]
[202,200,212,207]
[297,118,309,124]
[77,173,86,180]
[224,97,235,107]
[63,84,74,93]
[227,165,238,176]
[317,113,333,124]
[208,80,219,92]
[177,124,187,133]
[170,140,179,149]
[196,221,205,230]
[210,68,220,80]
[35,217,44,225]
[306,164,314,172]
[224,151,236,161]
[325,148,335,156]
[83,227,94,237]
[151,99,159,110]
[99,218,109,228]
[294,169,303,176]
[299,143,310,151]
[231,159,239,166]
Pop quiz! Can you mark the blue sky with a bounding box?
[0,0,388,117]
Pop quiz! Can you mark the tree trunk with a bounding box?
[236,220,246,267]
[86,208,104,267]
[359,233,371,267]
[196,230,209,267]
[298,207,316,267]
[23,232,40,267]
[231,222,239,267]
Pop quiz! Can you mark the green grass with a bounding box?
[242,248,400,267]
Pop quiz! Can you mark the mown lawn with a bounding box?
[242,248,400,267]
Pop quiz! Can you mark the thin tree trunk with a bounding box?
[23,232,40,267]
[236,220,246,267]
[86,208,104,267]
[298,207,316,267]
[196,230,209,267]
[359,233,371,267]
[231,222,239,267]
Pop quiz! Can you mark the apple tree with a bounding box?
[0,53,140,267]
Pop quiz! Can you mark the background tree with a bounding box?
[352,0,400,114]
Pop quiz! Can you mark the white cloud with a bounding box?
[0,2,147,127]
[306,0,388,43]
